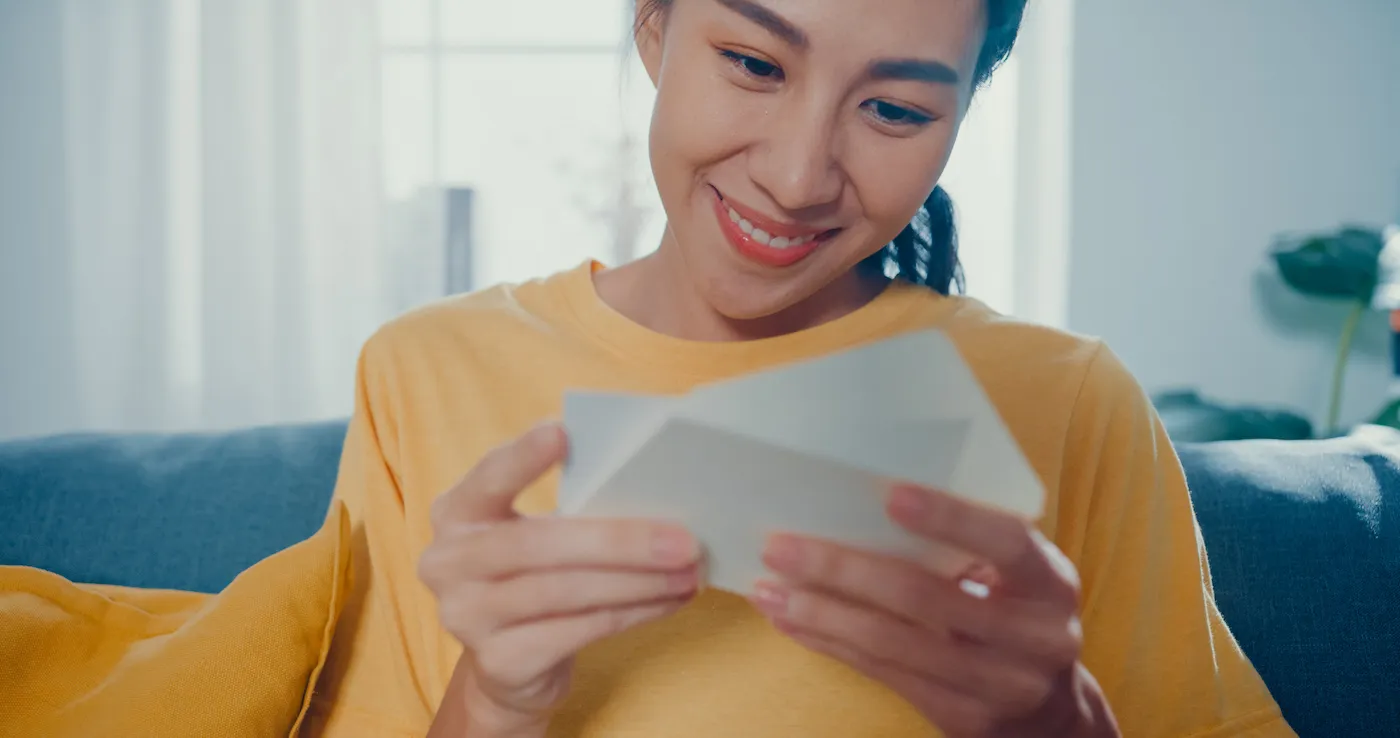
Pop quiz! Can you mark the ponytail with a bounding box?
[858,0,1027,297]
[862,185,964,296]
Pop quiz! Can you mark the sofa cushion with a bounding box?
[0,421,346,593]
[1179,427,1400,737]
[0,501,351,737]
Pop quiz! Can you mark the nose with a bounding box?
[748,104,845,213]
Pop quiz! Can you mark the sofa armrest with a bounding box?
[1180,427,1400,736]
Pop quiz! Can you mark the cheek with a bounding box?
[848,127,957,240]
[648,63,753,194]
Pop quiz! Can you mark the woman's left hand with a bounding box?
[750,485,1119,738]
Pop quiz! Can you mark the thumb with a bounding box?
[441,422,569,525]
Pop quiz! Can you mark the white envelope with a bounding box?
[557,329,1044,594]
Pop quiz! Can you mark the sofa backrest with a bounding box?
[2,421,1397,735]
[0,420,346,594]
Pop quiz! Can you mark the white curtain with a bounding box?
[0,0,386,439]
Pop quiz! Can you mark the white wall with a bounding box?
[1067,0,1400,430]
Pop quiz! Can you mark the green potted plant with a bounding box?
[1270,226,1386,434]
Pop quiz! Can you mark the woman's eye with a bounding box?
[720,50,784,81]
[863,100,934,127]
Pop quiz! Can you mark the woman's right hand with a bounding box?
[418,422,702,736]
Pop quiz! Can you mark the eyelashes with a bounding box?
[861,99,933,127]
[720,49,783,81]
[717,49,936,130]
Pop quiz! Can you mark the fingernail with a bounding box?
[750,581,790,617]
[667,569,699,595]
[889,486,932,519]
[763,535,803,572]
[652,528,697,565]
[531,421,565,449]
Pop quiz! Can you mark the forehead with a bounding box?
[698,0,987,72]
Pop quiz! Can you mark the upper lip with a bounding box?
[714,187,837,240]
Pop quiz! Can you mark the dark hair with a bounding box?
[636,0,1029,295]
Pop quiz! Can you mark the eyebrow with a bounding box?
[712,0,960,87]
[869,58,961,86]
[714,0,809,49]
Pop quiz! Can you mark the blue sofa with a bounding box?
[2,421,1397,736]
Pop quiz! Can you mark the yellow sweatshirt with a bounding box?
[304,261,1292,737]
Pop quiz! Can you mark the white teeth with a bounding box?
[774,234,817,248]
[726,203,823,247]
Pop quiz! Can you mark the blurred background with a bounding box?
[1,0,1397,442]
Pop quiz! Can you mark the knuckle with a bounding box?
[528,573,573,613]
[783,589,819,627]
[806,543,848,584]
[960,707,996,738]
[605,520,656,563]
[588,520,659,567]
[457,527,501,575]
[429,481,473,533]
[1005,524,1038,568]
[416,549,442,591]
[1047,545,1083,604]
[1052,620,1084,665]
[473,642,516,685]
[941,500,974,534]
[1004,669,1055,712]
[471,444,517,495]
[846,609,890,654]
[438,592,484,645]
[514,520,555,560]
[894,570,942,622]
[591,520,628,554]
[1057,574,1082,608]
[428,493,448,530]
[940,704,993,738]
[583,606,632,642]
[605,606,632,636]
[417,542,465,592]
[631,521,667,559]
[524,423,563,455]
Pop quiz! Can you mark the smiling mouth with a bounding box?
[711,187,839,268]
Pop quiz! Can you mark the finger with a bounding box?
[779,627,995,738]
[458,517,700,578]
[762,535,1081,669]
[485,569,700,631]
[475,599,689,692]
[887,486,1079,605]
[436,423,568,527]
[754,582,1051,713]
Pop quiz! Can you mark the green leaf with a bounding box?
[1270,227,1385,301]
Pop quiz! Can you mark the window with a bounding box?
[380,0,662,306]
[379,0,1021,315]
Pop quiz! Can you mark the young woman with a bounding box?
[307,1,1293,736]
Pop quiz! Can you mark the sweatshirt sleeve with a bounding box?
[1058,345,1295,738]
[302,340,437,737]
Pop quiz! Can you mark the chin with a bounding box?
[682,243,859,324]
[699,274,803,321]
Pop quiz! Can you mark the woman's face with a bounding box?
[637,0,985,319]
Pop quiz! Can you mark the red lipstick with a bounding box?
[711,187,834,269]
